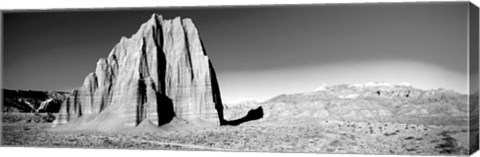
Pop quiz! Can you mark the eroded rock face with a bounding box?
[53,14,224,129]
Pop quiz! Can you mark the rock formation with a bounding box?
[2,89,69,113]
[53,14,224,129]
[36,98,54,113]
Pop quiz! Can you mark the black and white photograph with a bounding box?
[1,1,479,156]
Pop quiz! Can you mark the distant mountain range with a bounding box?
[225,82,475,126]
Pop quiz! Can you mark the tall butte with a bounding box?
[52,14,225,131]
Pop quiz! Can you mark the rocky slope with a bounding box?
[2,89,69,113]
[53,14,225,130]
[250,82,471,125]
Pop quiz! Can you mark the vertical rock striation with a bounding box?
[53,14,224,129]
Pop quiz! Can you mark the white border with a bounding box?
[1,0,479,157]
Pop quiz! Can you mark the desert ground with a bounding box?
[1,113,473,155]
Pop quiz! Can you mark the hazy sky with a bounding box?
[2,2,470,103]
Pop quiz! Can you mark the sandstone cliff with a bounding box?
[53,14,224,130]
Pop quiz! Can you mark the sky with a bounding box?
[2,2,471,103]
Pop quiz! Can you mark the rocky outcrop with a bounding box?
[36,98,54,113]
[223,100,261,121]
[53,14,224,129]
[2,89,69,113]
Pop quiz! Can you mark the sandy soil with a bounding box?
[1,119,472,155]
